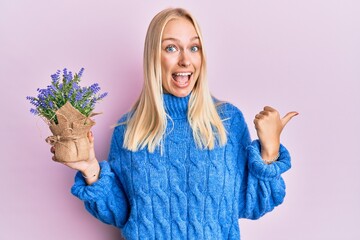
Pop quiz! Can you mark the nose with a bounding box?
[178,51,191,67]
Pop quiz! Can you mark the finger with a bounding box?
[88,131,94,144]
[50,146,55,154]
[255,114,263,119]
[264,106,276,112]
[281,111,299,127]
[253,119,260,129]
[259,110,269,116]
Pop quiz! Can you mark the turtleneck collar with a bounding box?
[163,93,190,119]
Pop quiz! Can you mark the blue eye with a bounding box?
[165,45,177,53]
[191,46,200,52]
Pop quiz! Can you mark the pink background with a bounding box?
[1,0,359,239]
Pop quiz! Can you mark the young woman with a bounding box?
[52,7,297,239]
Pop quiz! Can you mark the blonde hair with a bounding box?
[123,8,227,152]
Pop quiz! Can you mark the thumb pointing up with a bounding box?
[281,111,299,128]
[254,107,298,161]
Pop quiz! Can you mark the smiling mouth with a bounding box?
[172,72,192,87]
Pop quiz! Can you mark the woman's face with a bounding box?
[161,17,202,97]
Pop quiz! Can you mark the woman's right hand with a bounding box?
[50,131,100,185]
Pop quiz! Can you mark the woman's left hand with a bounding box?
[253,106,298,161]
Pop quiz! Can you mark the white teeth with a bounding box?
[174,72,191,76]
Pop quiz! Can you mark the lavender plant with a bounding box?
[27,68,108,124]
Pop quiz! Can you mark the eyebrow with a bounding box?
[162,36,200,43]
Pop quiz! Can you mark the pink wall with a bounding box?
[1,0,359,239]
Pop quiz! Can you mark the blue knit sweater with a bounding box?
[71,94,291,240]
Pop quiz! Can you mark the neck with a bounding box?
[163,93,190,119]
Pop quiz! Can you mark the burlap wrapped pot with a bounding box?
[46,102,96,163]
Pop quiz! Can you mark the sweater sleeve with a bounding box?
[228,108,291,220]
[71,126,130,228]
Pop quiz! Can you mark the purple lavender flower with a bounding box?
[75,91,84,101]
[73,82,80,90]
[51,74,58,82]
[37,88,46,95]
[98,92,108,100]
[30,108,39,115]
[26,96,40,107]
[37,91,45,100]
[78,68,85,78]
[47,85,56,97]
[68,88,74,99]
[37,94,44,102]
[28,67,107,121]
[65,71,73,83]
[51,69,61,83]
[82,99,89,108]
[39,88,52,98]
[39,101,47,108]
[89,83,100,94]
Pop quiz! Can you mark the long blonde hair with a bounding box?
[123,8,227,152]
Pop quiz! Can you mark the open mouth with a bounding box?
[171,72,192,87]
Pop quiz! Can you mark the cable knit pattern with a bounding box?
[71,94,291,239]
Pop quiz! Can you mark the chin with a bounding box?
[168,88,193,98]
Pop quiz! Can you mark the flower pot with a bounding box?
[46,102,95,163]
